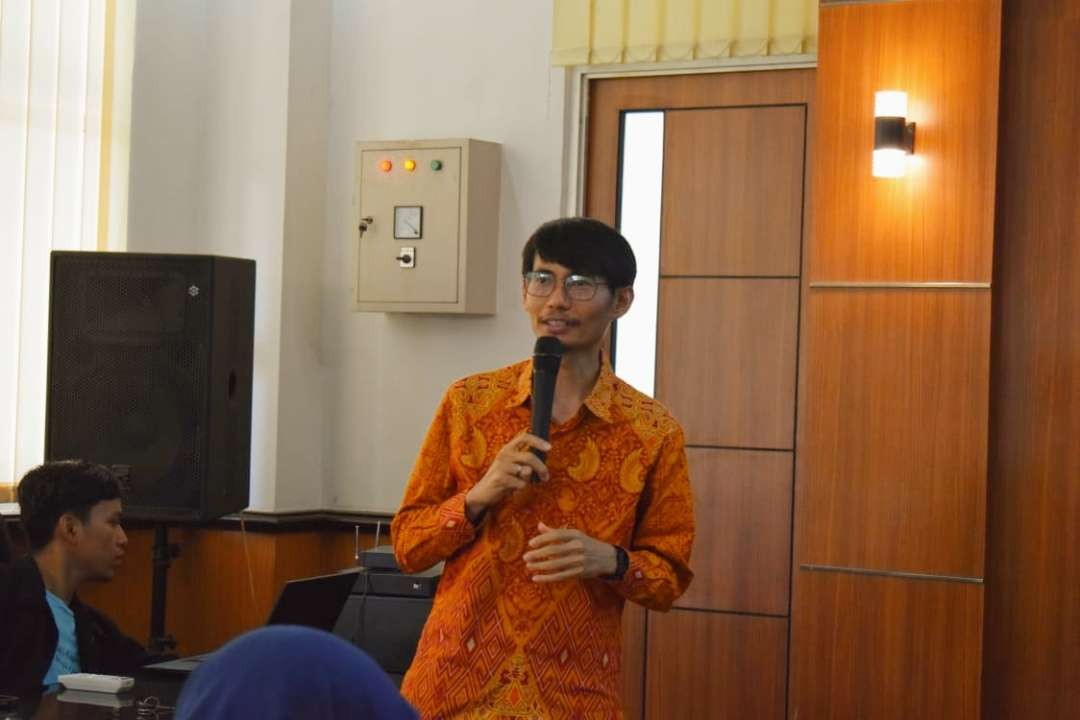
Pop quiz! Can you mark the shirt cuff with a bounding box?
[437,492,478,544]
[608,550,651,593]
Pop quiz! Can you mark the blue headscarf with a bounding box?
[175,626,418,720]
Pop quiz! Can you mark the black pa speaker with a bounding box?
[45,251,256,522]
[334,594,433,676]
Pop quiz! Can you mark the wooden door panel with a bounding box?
[645,609,787,719]
[585,67,814,720]
[662,107,805,277]
[657,278,799,449]
[796,289,990,577]
[677,448,792,615]
[587,69,816,225]
[789,570,983,720]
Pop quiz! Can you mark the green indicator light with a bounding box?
[430,159,443,171]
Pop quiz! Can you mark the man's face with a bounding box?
[522,256,633,353]
[68,499,127,581]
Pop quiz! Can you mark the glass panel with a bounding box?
[615,111,664,397]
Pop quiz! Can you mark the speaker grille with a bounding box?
[46,252,253,522]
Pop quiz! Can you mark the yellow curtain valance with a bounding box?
[552,0,818,66]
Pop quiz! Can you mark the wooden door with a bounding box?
[585,68,814,719]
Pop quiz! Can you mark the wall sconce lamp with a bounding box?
[873,91,916,178]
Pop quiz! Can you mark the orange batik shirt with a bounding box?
[392,358,695,720]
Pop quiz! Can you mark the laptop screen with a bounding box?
[266,569,361,631]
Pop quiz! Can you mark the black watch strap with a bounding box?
[604,546,630,581]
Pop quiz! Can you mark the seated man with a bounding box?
[0,461,150,693]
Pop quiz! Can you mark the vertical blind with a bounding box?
[0,0,126,492]
[552,0,818,66]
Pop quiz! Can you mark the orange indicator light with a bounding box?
[403,158,417,172]
[379,159,393,172]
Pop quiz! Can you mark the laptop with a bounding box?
[144,568,360,674]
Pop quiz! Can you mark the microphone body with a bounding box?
[530,337,564,475]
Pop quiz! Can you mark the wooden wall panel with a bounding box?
[794,2,1000,717]
[164,528,279,654]
[657,279,798,449]
[586,69,816,226]
[661,107,805,277]
[789,571,983,720]
[79,525,369,655]
[982,1,1080,716]
[677,449,792,615]
[811,1,1001,282]
[645,609,787,719]
[797,290,990,577]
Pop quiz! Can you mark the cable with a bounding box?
[353,521,381,649]
[238,512,258,619]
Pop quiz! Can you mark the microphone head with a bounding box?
[533,336,564,358]
[532,336,563,374]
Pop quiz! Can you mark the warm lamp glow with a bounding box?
[873,149,907,178]
[874,91,907,118]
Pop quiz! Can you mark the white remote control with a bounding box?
[57,673,135,693]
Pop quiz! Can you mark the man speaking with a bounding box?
[392,218,695,718]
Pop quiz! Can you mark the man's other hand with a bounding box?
[523,522,618,582]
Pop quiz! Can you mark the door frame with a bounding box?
[572,63,817,719]
[560,55,817,217]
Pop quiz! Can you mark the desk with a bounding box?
[2,672,184,719]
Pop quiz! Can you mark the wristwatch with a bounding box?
[604,545,629,581]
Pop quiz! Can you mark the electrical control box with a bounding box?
[352,138,501,314]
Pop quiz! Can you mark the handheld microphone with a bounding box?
[530,336,564,474]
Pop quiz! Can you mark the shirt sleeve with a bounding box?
[607,426,695,611]
[79,604,153,673]
[391,387,479,573]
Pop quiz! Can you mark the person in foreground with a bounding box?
[392,217,696,718]
[175,626,418,719]
[0,461,150,694]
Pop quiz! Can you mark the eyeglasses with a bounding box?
[523,271,608,301]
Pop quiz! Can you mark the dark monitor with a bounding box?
[266,569,361,631]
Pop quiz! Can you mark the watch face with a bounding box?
[394,206,422,239]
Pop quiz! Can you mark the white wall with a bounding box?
[128,0,318,510]
[276,1,331,510]
[322,1,567,513]
[127,0,565,513]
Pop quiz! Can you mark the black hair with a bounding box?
[521,217,636,289]
[16,461,122,552]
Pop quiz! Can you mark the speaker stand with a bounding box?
[149,524,180,655]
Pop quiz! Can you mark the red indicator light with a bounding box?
[379,159,392,172]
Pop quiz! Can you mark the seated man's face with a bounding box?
[71,499,128,581]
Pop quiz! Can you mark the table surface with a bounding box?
[2,671,184,719]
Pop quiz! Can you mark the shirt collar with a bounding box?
[509,353,619,424]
